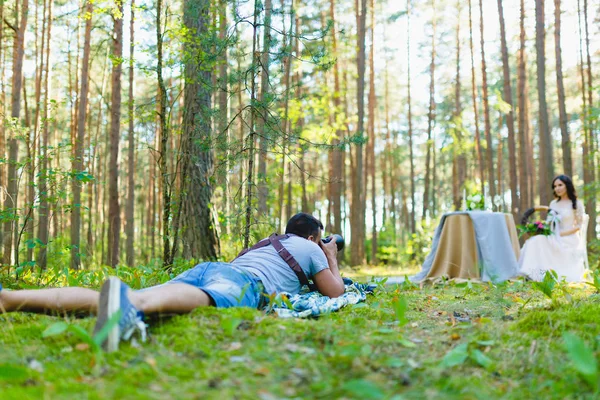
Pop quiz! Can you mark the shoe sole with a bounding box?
[93,277,121,352]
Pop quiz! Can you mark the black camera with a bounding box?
[322,234,345,251]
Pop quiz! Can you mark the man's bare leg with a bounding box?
[0,287,99,314]
[0,283,211,316]
[128,283,212,314]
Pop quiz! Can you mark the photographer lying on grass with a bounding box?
[0,213,344,352]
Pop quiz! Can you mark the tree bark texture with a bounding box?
[535,0,554,206]
[181,0,219,260]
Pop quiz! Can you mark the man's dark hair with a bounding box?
[285,213,323,239]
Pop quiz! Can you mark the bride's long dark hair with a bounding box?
[552,174,577,210]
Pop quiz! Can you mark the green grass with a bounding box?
[2,269,600,399]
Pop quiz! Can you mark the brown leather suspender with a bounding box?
[235,233,315,290]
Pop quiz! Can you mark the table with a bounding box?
[417,212,520,282]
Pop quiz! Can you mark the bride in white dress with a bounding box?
[518,175,587,282]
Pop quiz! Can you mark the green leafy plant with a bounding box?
[531,270,558,299]
[563,332,598,390]
[42,310,121,373]
[440,340,494,370]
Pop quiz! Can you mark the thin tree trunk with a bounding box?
[497,0,519,217]
[517,0,531,215]
[37,0,52,270]
[329,0,343,236]
[407,0,415,233]
[583,0,597,240]
[3,0,29,266]
[368,0,377,264]
[256,0,272,217]
[243,0,261,248]
[71,0,93,269]
[479,0,495,210]
[279,0,295,233]
[535,0,554,206]
[125,0,136,267]
[553,0,572,176]
[452,1,466,211]
[468,0,484,196]
[218,0,229,235]
[107,2,124,267]
[422,0,436,222]
[350,0,367,266]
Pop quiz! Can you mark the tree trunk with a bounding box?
[256,0,273,217]
[582,0,597,241]
[422,0,436,222]
[350,0,367,266]
[329,0,343,236]
[218,0,229,235]
[71,0,93,269]
[478,0,495,210]
[407,0,415,233]
[497,0,519,217]
[181,0,219,260]
[535,0,554,206]
[3,0,29,266]
[126,0,136,267]
[452,2,466,211]
[37,0,52,270]
[243,0,261,248]
[553,0,572,177]
[517,0,531,216]
[107,3,124,267]
[368,0,377,264]
[468,0,484,196]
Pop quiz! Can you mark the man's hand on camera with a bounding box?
[319,237,338,259]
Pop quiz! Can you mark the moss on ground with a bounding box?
[1,270,600,399]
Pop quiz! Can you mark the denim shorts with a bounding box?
[164,262,266,308]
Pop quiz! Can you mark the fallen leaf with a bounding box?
[75,343,90,352]
[450,333,461,341]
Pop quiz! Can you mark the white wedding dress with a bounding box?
[518,199,587,282]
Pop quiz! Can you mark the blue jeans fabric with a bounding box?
[164,262,266,308]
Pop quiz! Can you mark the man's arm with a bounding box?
[313,240,345,298]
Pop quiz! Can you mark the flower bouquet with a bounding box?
[518,220,552,238]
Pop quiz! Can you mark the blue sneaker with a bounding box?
[94,277,146,352]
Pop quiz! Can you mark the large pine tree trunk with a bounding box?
[535,0,554,206]
[350,0,367,266]
[497,0,519,217]
[553,0,572,177]
[107,2,124,267]
[3,0,29,266]
[478,0,495,210]
[125,0,136,267]
[181,0,219,259]
[71,0,93,269]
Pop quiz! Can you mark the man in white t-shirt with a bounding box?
[0,213,344,351]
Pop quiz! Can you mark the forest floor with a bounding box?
[1,264,600,399]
